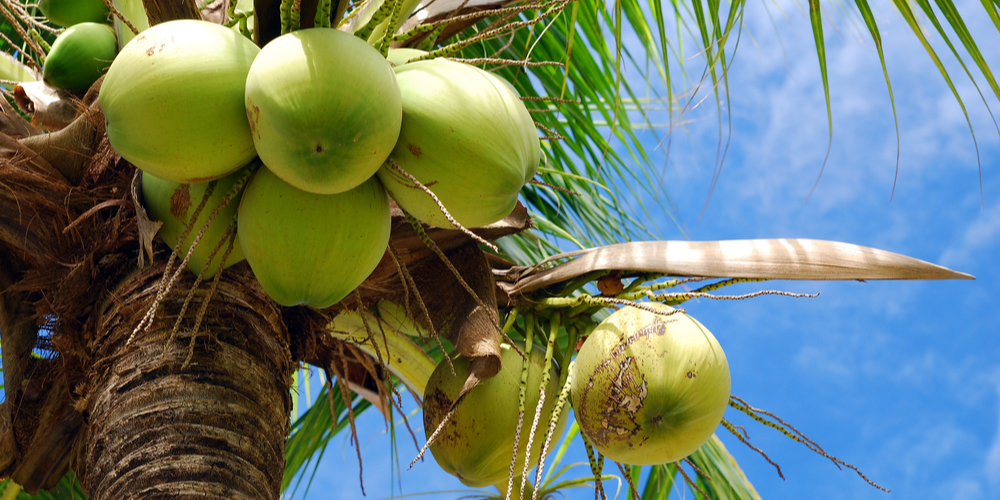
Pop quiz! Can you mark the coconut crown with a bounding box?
[571,304,731,465]
[39,0,110,27]
[245,28,402,195]
[377,59,540,229]
[43,23,117,92]
[423,343,567,487]
[100,20,259,183]
[140,169,248,279]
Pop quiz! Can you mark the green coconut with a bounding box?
[141,168,249,279]
[39,0,109,27]
[571,304,731,465]
[423,343,567,488]
[376,59,539,229]
[386,48,426,67]
[100,20,259,183]
[43,23,117,92]
[237,168,390,308]
[245,28,401,195]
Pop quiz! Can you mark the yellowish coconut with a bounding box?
[571,304,731,465]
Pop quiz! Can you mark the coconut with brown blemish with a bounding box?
[571,304,731,465]
[422,342,567,488]
[140,167,248,278]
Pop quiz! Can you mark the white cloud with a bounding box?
[986,384,1000,485]
[939,201,1000,269]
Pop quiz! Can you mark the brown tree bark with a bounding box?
[81,264,293,499]
[142,0,202,26]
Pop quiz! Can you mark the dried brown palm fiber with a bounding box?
[0,254,37,465]
[9,370,83,494]
[0,93,39,139]
[81,262,293,500]
[20,103,105,185]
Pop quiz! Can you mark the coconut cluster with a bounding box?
[96,20,540,308]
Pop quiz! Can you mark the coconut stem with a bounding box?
[390,161,498,253]
[101,0,141,35]
[720,419,784,479]
[518,313,560,500]
[505,314,535,500]
[377,0,401,56]
[182,226,239,369]
[404,212,519,358]
[387,240,454,376]
[127,179,218,345]
[414,0,570,62]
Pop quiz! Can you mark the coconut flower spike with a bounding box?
[581,436,607,500]
[506,314,535,500]
[533,360,574,500]
[519,313,561,500]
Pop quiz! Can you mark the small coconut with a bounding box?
[140,169,248,279]
[99,20,259,183]
[245,28,402,195]
[43,23,117,92]
[39,0,109,27]
[237,168,390,308]
[377,59,539,229]
[571,304,731,465]
[423,342,567,488]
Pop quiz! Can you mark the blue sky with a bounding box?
[294,0,1000,499]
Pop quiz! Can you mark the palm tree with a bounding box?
[0,0,990,498]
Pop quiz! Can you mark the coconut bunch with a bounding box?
[93,17,539,309]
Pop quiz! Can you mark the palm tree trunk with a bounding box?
[80,264,293,499]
